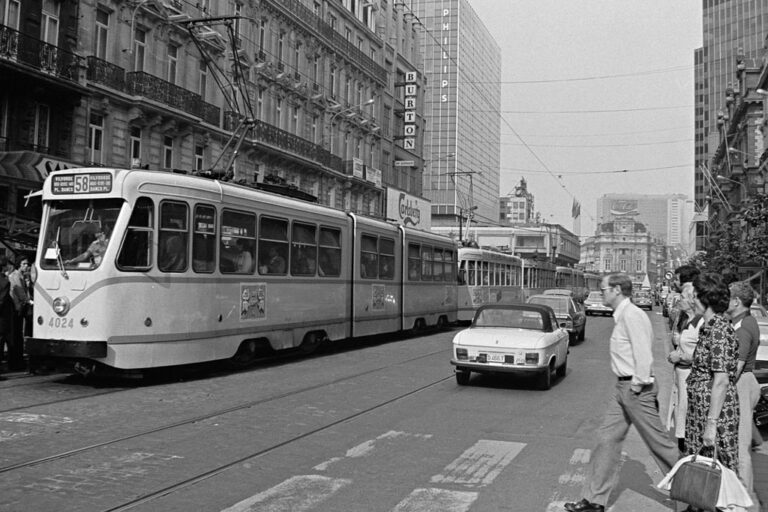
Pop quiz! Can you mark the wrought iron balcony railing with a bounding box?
[0,24,82,83]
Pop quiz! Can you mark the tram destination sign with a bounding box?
[52,173,113,195]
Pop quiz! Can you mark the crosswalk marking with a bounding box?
[390,488,478,512]
[313,430,432,471]
[220,475,351,512]
[430,439,526,488]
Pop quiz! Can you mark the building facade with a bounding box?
[694,1,768,226]
[499,177,534,225]
[412,0,501,229]
[0,0,431,253]
[580,216,659,285]
[595,193,688,248]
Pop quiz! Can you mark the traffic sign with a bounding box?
[665,271,674,280]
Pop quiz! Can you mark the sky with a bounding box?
[465,0,703,236]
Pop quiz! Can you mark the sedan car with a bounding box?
[584,291,612,316]
[751,303,768,377]
[527,294,586,342]
[451,304,569,390]
[632,290,653,311]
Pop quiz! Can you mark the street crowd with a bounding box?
[0,254,33,380]
[565,267,762,512]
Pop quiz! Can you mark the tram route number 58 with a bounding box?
[49,317,74,328]
[74,175,91,193]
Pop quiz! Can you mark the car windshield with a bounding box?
[528,296,567,314]
[586,292,603,301]
[473,308,545,330]
[634,291,651,298]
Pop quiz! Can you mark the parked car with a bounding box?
[584,291,613,316]
[662,290,680,318]
[451,304,569,390]
[632,290,653,311]
[543,288,585,303]
[751,303,768,377]
[527,294,586,342]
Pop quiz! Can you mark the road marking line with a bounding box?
[313,430,432,471]
[221,475,351,512]
[429,439,526,488]
[390,488,477,512]
[0,412,74,425]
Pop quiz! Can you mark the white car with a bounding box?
[750,303,768,377]
[451,304,569,390]
[584,291,613,316]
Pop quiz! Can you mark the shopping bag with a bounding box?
[669,447,721,512]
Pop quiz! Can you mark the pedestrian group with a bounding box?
[565,267,761,512]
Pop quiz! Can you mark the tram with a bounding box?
[456,247,524,321]
[555,266,588,301]
[26,168,457,374]
[522,259,556,299]
[584,272,601,292]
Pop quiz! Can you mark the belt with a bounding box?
[617,376,632,381]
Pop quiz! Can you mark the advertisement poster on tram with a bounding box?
[386,188,431,230]
[240,284,266,320]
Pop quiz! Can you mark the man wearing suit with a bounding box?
[0,256,13,380]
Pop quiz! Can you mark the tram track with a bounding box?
[105,373,453,512]
[0,348,449,476]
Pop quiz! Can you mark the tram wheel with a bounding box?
[299,331,325,355]
[228,339,260,368]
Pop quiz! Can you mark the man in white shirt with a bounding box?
[565,273,679,512]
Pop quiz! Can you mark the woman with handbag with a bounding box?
[685,272,741,477]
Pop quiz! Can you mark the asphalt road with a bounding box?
[0,308,694,511]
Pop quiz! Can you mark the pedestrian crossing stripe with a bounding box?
[220,475,351,512]
[430,439,526,488]
[391,488,477,512]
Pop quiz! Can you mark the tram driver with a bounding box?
[65,226,110,267]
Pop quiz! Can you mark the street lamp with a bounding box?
[716,174,748,199]
[324,98,375,151]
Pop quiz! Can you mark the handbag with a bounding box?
[669,445,721,512]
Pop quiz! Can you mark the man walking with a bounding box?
[7,257,29,372]
[565,273,679,512]
[727,281,761,509]
[0,256,13,380]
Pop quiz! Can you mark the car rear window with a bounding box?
[474,309,545,330]
[528,296,567,314]
[587,292,602,300]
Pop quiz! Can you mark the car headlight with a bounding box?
[525,352,539,364]
[456,348,468,360]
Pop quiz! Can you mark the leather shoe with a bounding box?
[564,498,604,512]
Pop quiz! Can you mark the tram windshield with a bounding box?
[40,199,123,270]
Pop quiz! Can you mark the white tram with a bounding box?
[27,168,457,373]
[457,247,524,321]
[555,266,588,301]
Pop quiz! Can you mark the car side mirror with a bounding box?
[559,322,567,328]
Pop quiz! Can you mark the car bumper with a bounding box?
[585,306,612,314]
[451,358,545,374]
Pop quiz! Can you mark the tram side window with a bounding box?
[258,217,288,275]
[379,237,394,280]
[467,260,476,285]
[432,248,443,281]
[360,234,378,279]
[158,201,188,272]
[291,222,317,276]
[407,244,421,280]
[445,250,455,282]
[192,205,216,273]
[117,197,154,271]
[318,227,341,277]
[481,261,489,285]
[220,210,255,274]
[458,259,466,285]
[420,245,432,281]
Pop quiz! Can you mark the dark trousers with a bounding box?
[8,310,25,371]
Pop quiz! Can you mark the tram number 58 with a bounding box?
[49,317,74,329]
[74,175,90,193]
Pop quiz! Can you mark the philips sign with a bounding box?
[386,188,431,229]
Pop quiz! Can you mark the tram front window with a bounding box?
[41,199,123,270]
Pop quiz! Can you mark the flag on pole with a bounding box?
[571,198,581,218]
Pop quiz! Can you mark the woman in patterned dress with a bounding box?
[685,272,740,471]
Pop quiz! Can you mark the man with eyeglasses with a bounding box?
[565,273,679,512]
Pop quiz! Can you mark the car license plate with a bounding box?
[488,353,505,363]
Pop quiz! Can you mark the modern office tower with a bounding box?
[410,0,501,228]
[596,194,688,249]
[694,2,768,224]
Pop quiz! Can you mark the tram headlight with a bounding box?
[52,296,70,317]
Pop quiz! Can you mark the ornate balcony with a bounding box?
[86,56,125,90]
[0,24,82,83]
